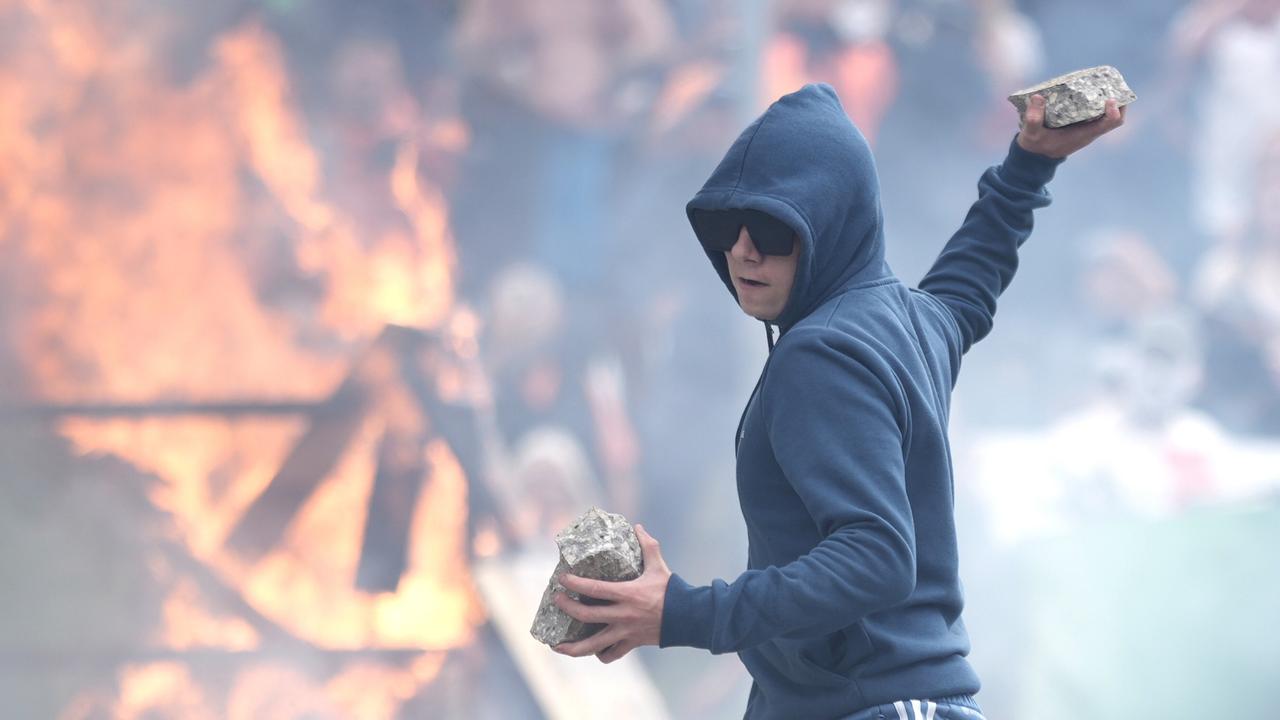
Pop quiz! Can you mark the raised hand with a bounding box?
[1017,94,1126,159]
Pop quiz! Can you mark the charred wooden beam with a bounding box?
[0,400,324,421]
[394,339,522,555]
[0,646,432,671]
[5,323,505,588]
[355,429,432,593]
[225,326,435,564]
[223,376,372,562]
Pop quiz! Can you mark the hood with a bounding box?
[687,83,891,332]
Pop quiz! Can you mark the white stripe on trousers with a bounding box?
[894,700,938,720]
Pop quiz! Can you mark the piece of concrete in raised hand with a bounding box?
[530,507,643,647]
[1008,65,1136,129]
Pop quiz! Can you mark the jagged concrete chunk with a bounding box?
[530,507,643,646]
[1008,65,1136,129]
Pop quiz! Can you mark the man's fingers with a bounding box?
[555,626,624,658]
[1016,95,1127,157]
[559,573,627,601]
[597,641,635,664]
[1055,100,1124,144]
[1024,94,1046,129]
[1080,100,1125,141]
[634,524,667,573]
[1108,100,1126,129]
[553,591,620,624]
[1093,99,1122,129]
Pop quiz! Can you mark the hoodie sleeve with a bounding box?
[917,137,1064,357]
[659,329,916,653]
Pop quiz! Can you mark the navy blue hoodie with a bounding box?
[659,84,1063,716]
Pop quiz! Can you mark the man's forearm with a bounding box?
[660,521,916,653]
[916,138,1062,352]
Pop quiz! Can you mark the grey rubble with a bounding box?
[1008,65,1136,129]
[530,507,643,646]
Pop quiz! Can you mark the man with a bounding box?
[552,84,1124,718]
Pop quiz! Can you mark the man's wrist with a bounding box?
[1002,135,1065,188]
[658,573,715,650]
[1016,130,1063,159]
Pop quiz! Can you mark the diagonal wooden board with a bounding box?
[223,327,416,562]
[226,324,456,570]
[472,550,671,720]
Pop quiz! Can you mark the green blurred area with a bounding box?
[1021,500,1280,718]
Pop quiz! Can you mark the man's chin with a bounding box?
[739,304,779,323]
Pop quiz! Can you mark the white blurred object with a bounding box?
[473,551,671,720]
[485,262,566,371]
[894,8,935,48]
[977,6,1046,91]
[509,425,602,543]
[832,0,894,43]
[970,418,1280,548]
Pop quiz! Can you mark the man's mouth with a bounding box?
[739,277,768,288]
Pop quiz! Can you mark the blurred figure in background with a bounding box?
[1165,0,1280,248]
[967,227,1218,573]
[508,425,603,546]
[1031,227,1184,416]
[764,0,899,145]
[1047,314,1225,523]
[1038,225,1228,521]
[970,0,1047,147]
[1078,228,1181,341]
[450,0,676,303]
[872,0,1046,281]
[1193,131,1280,435]
[324,36,423,232]
[479,263,641,526]
[761,0,1044,178]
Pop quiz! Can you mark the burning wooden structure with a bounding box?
[0,2,524,714]
[0,0,678,715]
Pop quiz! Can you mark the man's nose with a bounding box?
[729,226,761,262]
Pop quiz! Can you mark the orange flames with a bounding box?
[4,0,479,714]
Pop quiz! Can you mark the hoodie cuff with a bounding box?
[999,136,1065,189]
[659,573,716,650]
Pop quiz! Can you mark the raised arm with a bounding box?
[918,94,1126,355]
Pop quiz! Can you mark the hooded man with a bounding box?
[552,83,1125,718]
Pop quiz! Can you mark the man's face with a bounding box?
[724,226,798,322]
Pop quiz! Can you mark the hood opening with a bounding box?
[686,83,892,334]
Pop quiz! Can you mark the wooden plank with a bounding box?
[0,400,322,420]
[472,553,671,720]
[225,325,437,563]
[356,430,431,592]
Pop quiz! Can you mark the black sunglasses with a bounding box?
[693,208,796,256]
